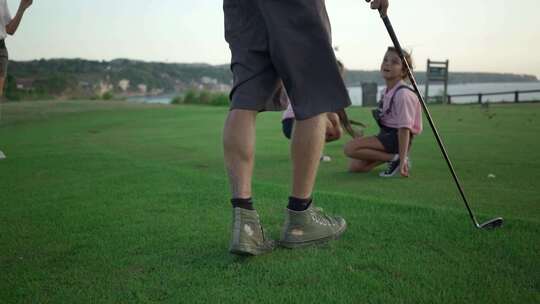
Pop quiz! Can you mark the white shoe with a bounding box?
[320,155,332,162]
[0,150,5,159]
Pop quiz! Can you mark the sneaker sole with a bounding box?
[229,247,259,256]
[278,222,347,249]
[229,242,275,256]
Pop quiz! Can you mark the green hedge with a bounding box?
[171,90,229,106]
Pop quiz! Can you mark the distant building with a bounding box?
[137,84,147,94]
[118,79,130,92]
[78,81,91,88]
[15,78,35,90]
[201,76,218,85]
[98,81,113,95]
[215,83,232,92]
[150,88,164,96]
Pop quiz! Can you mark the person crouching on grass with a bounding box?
[281,61,345,162]
[0,0,33,160]
[282,106,342,162]
[344,47,422,177]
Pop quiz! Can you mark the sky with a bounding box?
[6,0,540,77]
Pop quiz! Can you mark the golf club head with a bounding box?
[478,217,504,230]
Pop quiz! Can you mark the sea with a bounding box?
[349,82,540,106]
[128,82,540,106]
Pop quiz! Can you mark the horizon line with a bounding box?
[8,56,540,79]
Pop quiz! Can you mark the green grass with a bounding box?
[1,100,539,303]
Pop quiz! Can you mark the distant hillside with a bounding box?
[345,70,538,86]
[6,58,538,100]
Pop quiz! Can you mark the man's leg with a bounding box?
[0,76,6,160]
[224,109,274,256]
[223,109,257,199]
[280,113,347,248]
[290,113,326,199]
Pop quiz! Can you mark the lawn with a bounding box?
[0,100,539,303]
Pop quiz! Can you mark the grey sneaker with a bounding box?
[279,204,347,249]
[229,208,275,256]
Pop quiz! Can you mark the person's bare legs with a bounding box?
[290,113,326,199]
[344,136,394,173]
[348,159,383,173]
[0,76,5,121]
[223,109,257,199]
[0,77,6,159]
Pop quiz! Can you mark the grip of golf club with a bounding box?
[365,0,387,17]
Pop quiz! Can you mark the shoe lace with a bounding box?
[310,207,334,226]
[382,163,392,174]
[383,159,399,174]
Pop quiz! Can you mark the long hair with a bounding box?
[387,47,413,80]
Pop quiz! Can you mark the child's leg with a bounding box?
[348,159,384,172]
[344,136,395,161]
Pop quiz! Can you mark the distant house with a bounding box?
[215,83,232,92]
[98,81,113,95]
[15,78,35,90]
[149,88,164,96]
[137,84,147,94]
[201,76,218,85]
[118,79,130,92]
[78,81,91,88]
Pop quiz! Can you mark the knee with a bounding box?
[348,161,370,173]
[343,141,356,157]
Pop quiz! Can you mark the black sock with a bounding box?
[287,196,312,211]
[231,198,254,210]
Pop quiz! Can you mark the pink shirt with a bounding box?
[380,81,423,135]
[282,103,295,120]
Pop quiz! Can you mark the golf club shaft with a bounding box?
[378,11,479,227]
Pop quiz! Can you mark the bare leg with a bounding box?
[0,77,5,122]
[0,77,5,159]
[348,148,394,162]
[291,113,326,199]
[223,109,257,199]
[344,136,394,173]
[348,159,383,173]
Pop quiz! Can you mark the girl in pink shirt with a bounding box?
[344,47,422,177]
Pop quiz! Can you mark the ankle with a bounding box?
[231,198,254,210]
[287,196,312,211]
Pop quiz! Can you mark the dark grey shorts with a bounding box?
[376,126,413,154]
[376,126,399,154]
[0,47,8,78]
[223,0,351,120]
[282,118,294,139]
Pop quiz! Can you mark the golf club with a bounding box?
[372,4,503,230]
